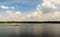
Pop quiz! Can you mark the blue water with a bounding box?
[0,23,60,37]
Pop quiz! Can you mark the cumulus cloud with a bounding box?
[41,1,57,9]
[1,5,9,9]
[43,0,60,4]
[0,5,15,9]
[10,7,15,9]
[25,0,60,21]
[0,11,21,21]
[0,0,60,21]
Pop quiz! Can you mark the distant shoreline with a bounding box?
[0,21,60,23]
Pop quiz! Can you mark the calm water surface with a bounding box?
[0,23,60,37]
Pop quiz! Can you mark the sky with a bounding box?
[0,0,60,21]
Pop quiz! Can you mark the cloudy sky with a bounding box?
[0,0,60,21]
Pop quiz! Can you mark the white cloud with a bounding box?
[10,7,15,9]
[24,0,60,21]
[0,9,60,21]
[41,0,57,9]
[1,5,9,9]
[15,11,21,15]
[44,0,60,4]
[0,5,15,9]
[0,0,60,21]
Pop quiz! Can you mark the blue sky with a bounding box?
[0,0,60,21]
[0,0,42,12]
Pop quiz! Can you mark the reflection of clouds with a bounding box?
[14,26,21,35]
[33,24,43,36]
[0,24,21,35]
[31,23,60,36]
[0,24,60,37]
[42,24,60,36]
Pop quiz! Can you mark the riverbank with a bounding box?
[0,21,60,23]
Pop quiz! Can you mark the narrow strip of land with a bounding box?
[0,21,60,23]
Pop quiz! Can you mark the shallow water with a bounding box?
[0,23,60,37]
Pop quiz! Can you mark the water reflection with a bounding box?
[0,23,60,37]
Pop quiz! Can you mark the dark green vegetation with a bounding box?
[0,21,60,23]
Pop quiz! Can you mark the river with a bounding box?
[0,23,59,37]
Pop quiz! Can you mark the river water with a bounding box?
[0,23,60,37]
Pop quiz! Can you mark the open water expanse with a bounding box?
[0,23,60,37]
